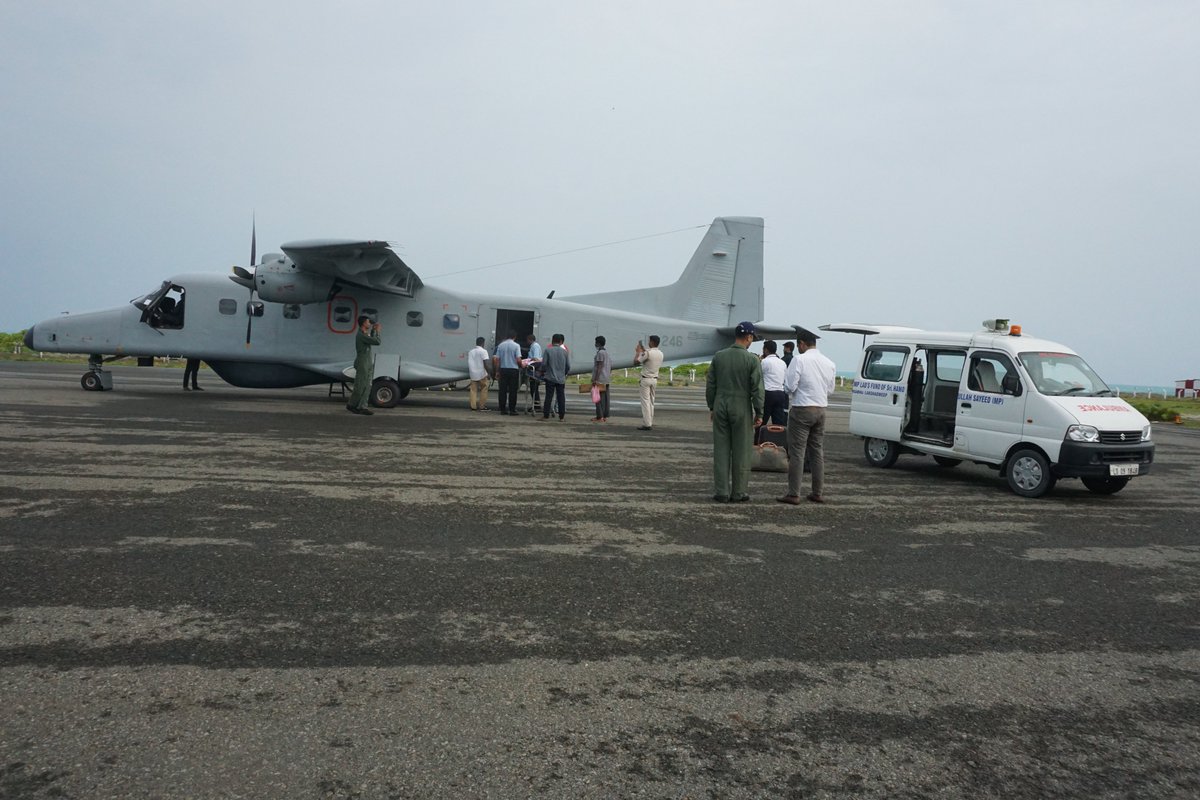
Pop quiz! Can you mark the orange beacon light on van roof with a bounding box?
[1009,324,1022,336]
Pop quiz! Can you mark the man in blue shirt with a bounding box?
[493,330,523,415]
[525,334,544,411]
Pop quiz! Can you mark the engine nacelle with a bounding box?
[255,262,336,304]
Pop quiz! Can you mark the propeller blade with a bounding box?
[250,215,257,267]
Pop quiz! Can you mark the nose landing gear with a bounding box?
[81,355,113,391]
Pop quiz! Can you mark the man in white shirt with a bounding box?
[634,335,665,430]
[466,337,493,412]
[778,328,836,504]
[760,340,788,425]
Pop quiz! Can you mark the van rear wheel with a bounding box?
[1081,476,1130,495]
[864,438,899,468]
[1006,449,1056,498]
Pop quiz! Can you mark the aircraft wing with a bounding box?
[280,240,423,297]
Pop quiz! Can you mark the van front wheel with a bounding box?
[864,438,899,468]
[1006,449,1056,498]
[1081,476,1130,495]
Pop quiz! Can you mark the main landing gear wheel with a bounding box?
[81,372,103,391]
[864,438,899,468]
[1006,448,1056,498]
[370,378,402,408]
[1081,476,1130,495]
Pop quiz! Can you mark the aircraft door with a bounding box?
[572,321,598,369]
[956,350,1026,461]
[477,306,536,353]
[850,345,910,441]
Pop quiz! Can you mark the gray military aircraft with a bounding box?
[24,216,794,404]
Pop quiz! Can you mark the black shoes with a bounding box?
[637,426,652,431]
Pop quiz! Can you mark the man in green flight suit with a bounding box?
[347,314,382,416]
[706,321,765,502]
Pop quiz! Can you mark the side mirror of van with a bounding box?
[1002,374,1021,396]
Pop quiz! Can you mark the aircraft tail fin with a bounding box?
[560,216,764,325]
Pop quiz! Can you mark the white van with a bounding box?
[822,320,1154,497]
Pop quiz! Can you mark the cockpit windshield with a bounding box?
[1019,352,1114,397]
[131,281,186,330]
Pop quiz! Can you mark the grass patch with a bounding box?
[1124,396,1200,429]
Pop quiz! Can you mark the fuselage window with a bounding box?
[219,299,238,315]
[362,308,379,323]
[283,304,301,320]
[407,311,424,327]
[443,314,461,330]
[333,305,353,325]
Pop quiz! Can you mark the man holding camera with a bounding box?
[347,315,382,416]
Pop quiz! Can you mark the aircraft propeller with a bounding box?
[229,218,259,347]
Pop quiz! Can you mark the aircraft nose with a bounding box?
[24,325,35,350]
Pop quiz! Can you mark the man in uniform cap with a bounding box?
[706,321,765,502]
[778,325,837,504]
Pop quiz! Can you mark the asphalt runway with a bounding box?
[2,362,1198,799]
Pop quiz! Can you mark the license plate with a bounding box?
[1110,464,1139,477]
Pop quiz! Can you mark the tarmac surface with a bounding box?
[2,362,1198,799]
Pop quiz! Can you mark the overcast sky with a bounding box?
[2,1,1196,384]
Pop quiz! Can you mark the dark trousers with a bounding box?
[594,384,610,419]
[498,368,519,412]
[183,358,200,389]
[764,390,788,425]
[543,381,566,419]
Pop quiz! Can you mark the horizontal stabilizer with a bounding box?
[561,217,764,326]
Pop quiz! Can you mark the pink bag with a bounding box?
[590,384,601,404]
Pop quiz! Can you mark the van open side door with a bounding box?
[851,344,911,441]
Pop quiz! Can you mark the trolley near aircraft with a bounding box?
[823,319,1154,498]
[24,216,798,403]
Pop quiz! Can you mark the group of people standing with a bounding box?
[347,315,836,508]
[707,322,836,506]
[465,331,664,429]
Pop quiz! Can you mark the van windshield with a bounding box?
[1019,352,1114,397]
